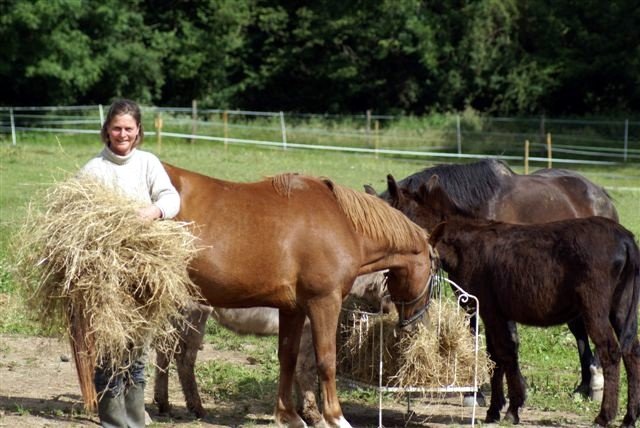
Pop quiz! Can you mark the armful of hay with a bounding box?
[10,177,203,373]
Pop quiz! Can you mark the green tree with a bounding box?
[81,0,166,104]
[144,0,252,107]
[234,0,439,113]
[1,0,101,104]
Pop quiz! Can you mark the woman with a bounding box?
[80,99,180,428]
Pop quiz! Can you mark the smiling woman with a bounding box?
[105,114,139,156]
[77,99,182,427]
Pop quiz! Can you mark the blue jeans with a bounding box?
[94,356,146,398]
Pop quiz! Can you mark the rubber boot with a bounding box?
[124,383,147,428]
[97,393,127,428]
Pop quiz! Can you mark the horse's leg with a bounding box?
[295,319,323,426]
[485,319,525,424]
[153,302,211,416]
[307,294,351,428]
[502,321,526,424]
[153,348,171,414]
[582,312,622,427]
[485,330,505,423]
[620,335,640,428]
[609,286,640,428]
[175,304,211,418]
[274,310,307,428]
[567,317,600,399]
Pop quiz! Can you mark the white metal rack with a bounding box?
[338,275,481,427]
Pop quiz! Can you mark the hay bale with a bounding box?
[337,299,494,390]
[11,177,202,409]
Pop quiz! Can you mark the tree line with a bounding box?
[2,0,639,116]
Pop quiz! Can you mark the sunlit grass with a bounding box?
[0,137,638,425]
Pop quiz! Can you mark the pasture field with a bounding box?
[0,137,639,426]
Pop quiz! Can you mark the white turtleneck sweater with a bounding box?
[80,147,180,219]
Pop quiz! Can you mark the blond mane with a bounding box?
[325,179,428,252]
[271,173,300,197]
[270,174,428,252]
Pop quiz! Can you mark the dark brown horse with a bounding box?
[163,163,433,427]
[428,213,640,427]
[374,158,618,398]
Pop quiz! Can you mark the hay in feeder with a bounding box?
[337,299,494,390]
[11,177,202,410]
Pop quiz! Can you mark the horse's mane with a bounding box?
[271,173,299,197]
[324,179,428,252]
[402,159,514,211]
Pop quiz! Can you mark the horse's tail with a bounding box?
[617,232,640,352]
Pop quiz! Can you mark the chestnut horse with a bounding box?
[374,159,618,399]
[163,163,433,428]
[153,271,392,425]
[428,212,640,427]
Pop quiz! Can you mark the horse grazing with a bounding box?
[428,213,640,427]
[163,163,433,427]
[153,272,391,425]
[375,158,618,399]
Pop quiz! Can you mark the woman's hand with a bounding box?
[138,205,162,221]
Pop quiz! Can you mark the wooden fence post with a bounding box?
[154,112,163,153]
[280,111,287,150]
[524,140,530,174]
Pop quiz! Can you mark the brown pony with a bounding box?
[163,163,433,428]
[428,213,640,427]
[375,159,618,399]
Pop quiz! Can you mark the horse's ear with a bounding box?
[426,174,440,191]
[363,184,377,195]
[424,177,463,217]
[429,221,447,247]
[414,174,441,203]
[386,174,402,202]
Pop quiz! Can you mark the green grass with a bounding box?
[1,136,639,424]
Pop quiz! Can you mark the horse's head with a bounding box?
[384,243,435,333]
[388,174,470,233]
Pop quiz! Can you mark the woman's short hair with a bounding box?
[100,99,144,147]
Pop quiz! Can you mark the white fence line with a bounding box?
[1,105,638,165]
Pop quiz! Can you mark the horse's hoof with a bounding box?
[485,410,500,423]
[309,417,329,428]
[336,416,353,428]
[504,410,520,425]
[187,406,207,419]
[463,392,486,407]
[592,415,608,428]
[155,402,170,415]
[572,384,590,399]
[620,414,637,428]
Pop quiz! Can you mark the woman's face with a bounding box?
[107,113,139,156]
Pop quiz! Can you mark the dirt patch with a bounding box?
[0,334,593,427]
